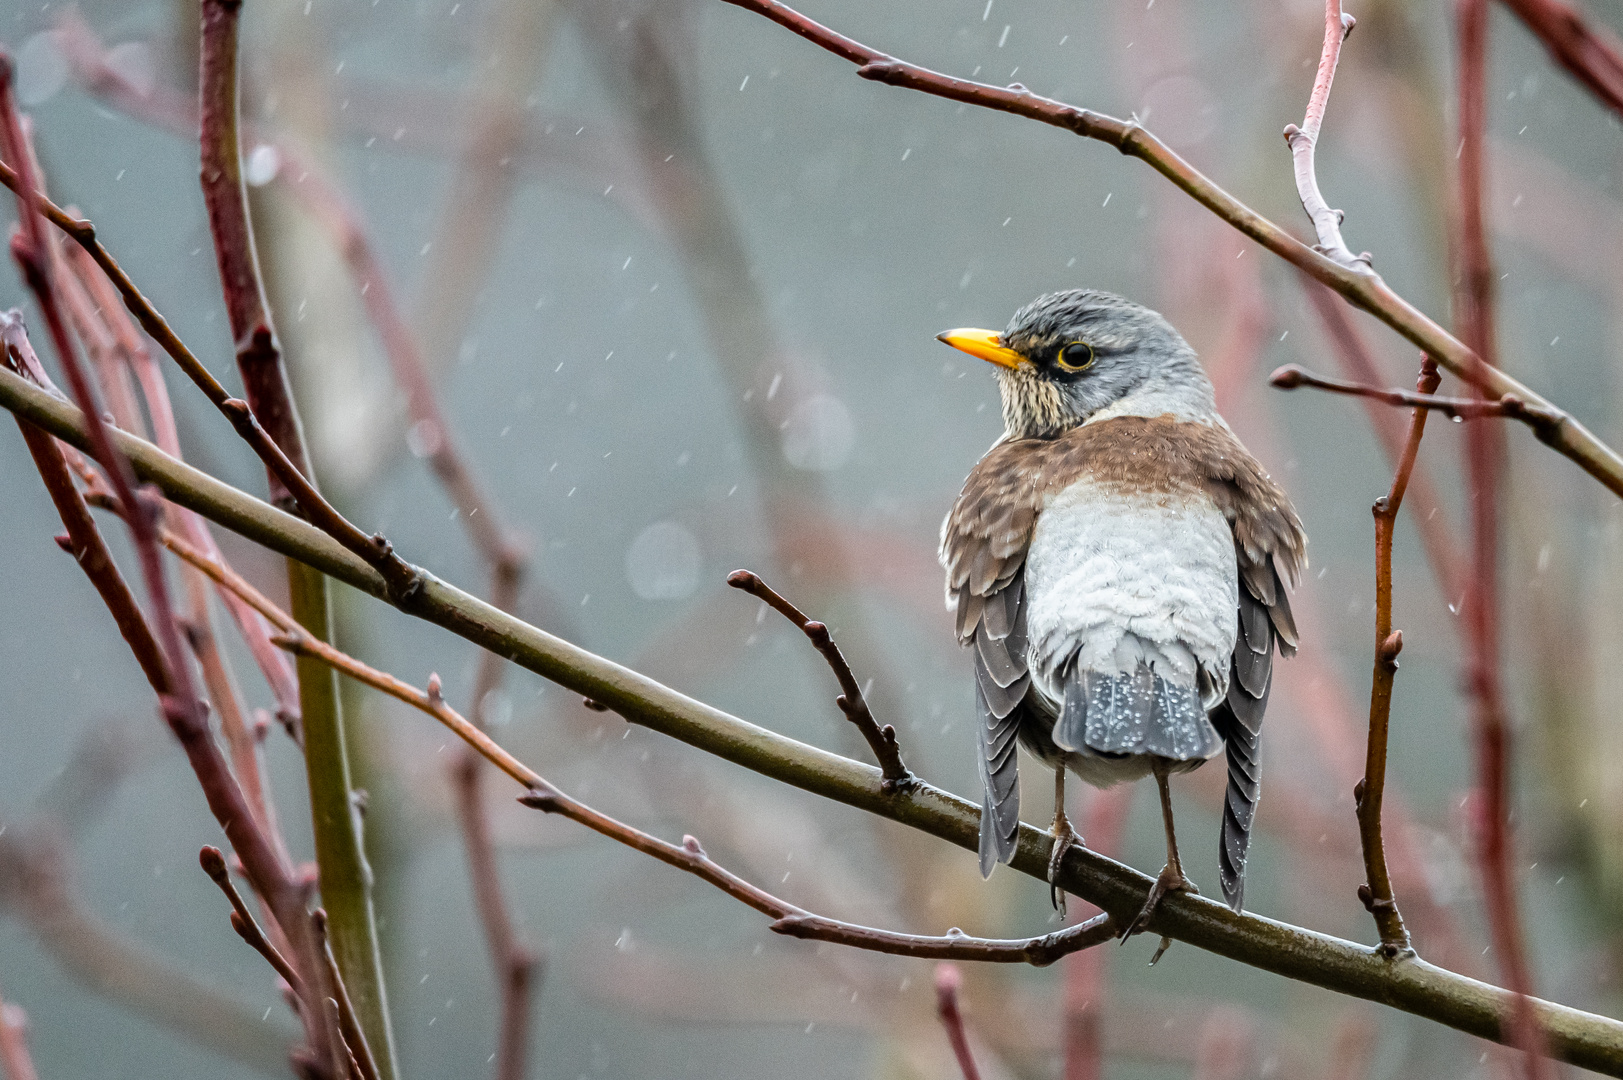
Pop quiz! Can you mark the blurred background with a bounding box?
[0,0,1621,1076]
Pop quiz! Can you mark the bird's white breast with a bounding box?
[1022,477,1237,707]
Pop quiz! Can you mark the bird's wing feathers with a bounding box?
[942,416,1306,885]
[975,571,1027,876]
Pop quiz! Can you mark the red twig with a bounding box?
[199,846,307,1002]
[1355,356,1441,955]
[453,559,540,1080]
[1457,1,1550,1075]
[1269,364,1565,435]
[1283,0,1368,269]
[0,990,40,1080]
[0,319,336,1080]
[1498,0,1623,119]
[0,71,340,1071]
[934,964,984,1080]
[726,570,912,787]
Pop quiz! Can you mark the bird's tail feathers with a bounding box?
[1054,663,1222,762]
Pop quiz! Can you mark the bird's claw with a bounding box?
[1046,817,1081,914]
[1121,862,1197,942]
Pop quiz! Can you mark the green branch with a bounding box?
[5,366,1622,1075]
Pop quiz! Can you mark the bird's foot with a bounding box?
[1121,862,1197,943]
[1046,815,1082,914]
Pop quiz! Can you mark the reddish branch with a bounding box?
[62,236,303,735]
[199,0,308,497]
[312,910,382,1080]
[934,964,984,1080]
[1284,0,1368,269]
[0,72,341,1075]
[1269,365,1565,434]
[1498,0,1623,119]
[1354,357,1441,955]
[1457,1,1550,1075]
[199,846,307,1003]
[727,570,912,787]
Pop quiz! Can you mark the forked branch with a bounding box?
[1283,0,1369,269]
[727,569,912,788]
[1354,356,1441,955]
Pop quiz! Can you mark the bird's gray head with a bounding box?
[938,289,1216,439]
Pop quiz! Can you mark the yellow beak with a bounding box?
[936,328,1025,371]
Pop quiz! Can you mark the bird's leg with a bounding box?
[1047,765,1081,913]
[1123,758,1198,950]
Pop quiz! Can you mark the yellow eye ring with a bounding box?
[1056,340,1094,372]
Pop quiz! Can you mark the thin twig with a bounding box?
[60,236,304,739]
[1269,364,1565,433]
[12,365,1623,1073]
[312,910,382,1080]
[934,964,984,1080]
[727,569,912,788]
[1497,0,1623,119]
[0,323,335,1073]
[1457,1,1550,1075]
[199,846,307,1002]
[712,0,1623,501]
[454,569,540,1080]
[1283,0,1368,269]
[1355,357,1440,955]
[0,990,40,1080]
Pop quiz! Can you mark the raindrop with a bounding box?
[625,520,701,600]
[16,32,67,107]
[781,394,855,471]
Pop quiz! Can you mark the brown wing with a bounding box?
[942,438,1055,875]
[1202,435,1306,912]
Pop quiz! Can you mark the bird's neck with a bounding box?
[1081,377,1219,429]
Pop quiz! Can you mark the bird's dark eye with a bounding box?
[1055,341,1095,372]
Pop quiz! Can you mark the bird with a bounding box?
[936,288,1305,937]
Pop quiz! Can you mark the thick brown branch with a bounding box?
[1283,0,1368,269]
[934,964,984,1080]
[727,569,912,787]
[713,0,1623,500]
[11,370,1623,1073]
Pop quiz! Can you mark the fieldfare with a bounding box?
[937,289,1306,934]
